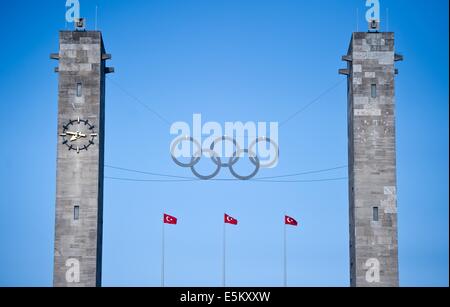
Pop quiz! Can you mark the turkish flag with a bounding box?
[285,215,298,226]
[224,214,238,225]
[164,214,178,225]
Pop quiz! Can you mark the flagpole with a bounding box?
[223,220,226,287]
[162,216,165,288]
[284,217,287,287]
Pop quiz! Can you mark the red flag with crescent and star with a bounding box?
[164,214,178,225]
[224,214,238,225]
[285,215,298,226]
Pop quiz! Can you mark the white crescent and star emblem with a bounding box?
[287,217,293,223]
[164,214,177,224]
[227,216,233,222]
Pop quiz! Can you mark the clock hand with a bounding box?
[65,130,88,142]
[75,133,89,141]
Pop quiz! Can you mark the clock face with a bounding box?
[60,117,98,153]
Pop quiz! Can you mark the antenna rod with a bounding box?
[95,5,98,30]
[386,8,389,32]
[356,8,359,32]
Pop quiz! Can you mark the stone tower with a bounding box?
[51,29,113,287]
[340,31,403,287]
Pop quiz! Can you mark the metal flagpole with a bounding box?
[223,221,226,287]
[284,217,287,287]
[162,216,165,287]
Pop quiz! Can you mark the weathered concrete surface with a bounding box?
[341,32,402,287]
[53,31,111,287]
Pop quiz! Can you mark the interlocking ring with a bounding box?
[209,136,241,168]
[170,136,278,180]
[248,137,279,169]
[190,148,221,180]
[228,149,260,180]
[171,136,202,168]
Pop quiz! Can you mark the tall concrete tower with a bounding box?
[51,27,113,287]
[340,28,403,287]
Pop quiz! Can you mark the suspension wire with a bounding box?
[105,176,196,183]
[106,76,172,126]
[105,164,348,183]
[252,177,348,183]
[105,76,348,183]
[107,74,346,130]
[255,165,348,180]
[105,175,348,183]
[105,164,347,180]
[279,78,346,128]
[105,164,193,180]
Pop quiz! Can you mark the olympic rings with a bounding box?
[170,136,278,180]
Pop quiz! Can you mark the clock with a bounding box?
[60,117,98,153]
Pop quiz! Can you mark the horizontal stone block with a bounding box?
[354,109,381,116]
[59,63,93,72]
[353,64,362,72]
[353,77,362,85]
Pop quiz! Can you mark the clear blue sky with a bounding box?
[0,0,448,287]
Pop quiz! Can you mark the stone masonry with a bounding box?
[340,32,403,287]
[51,31,113,287]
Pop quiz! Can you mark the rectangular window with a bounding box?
[371,84,377,98]
[373,207,379,222]
[74,206,80,220]
[76,83,82,97]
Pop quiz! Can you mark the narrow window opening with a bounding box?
[373,206,379,222]
[76,83,82,97]
[74,206,80,220]
[371,84,377,98]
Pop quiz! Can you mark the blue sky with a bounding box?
[0,0,448,287]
